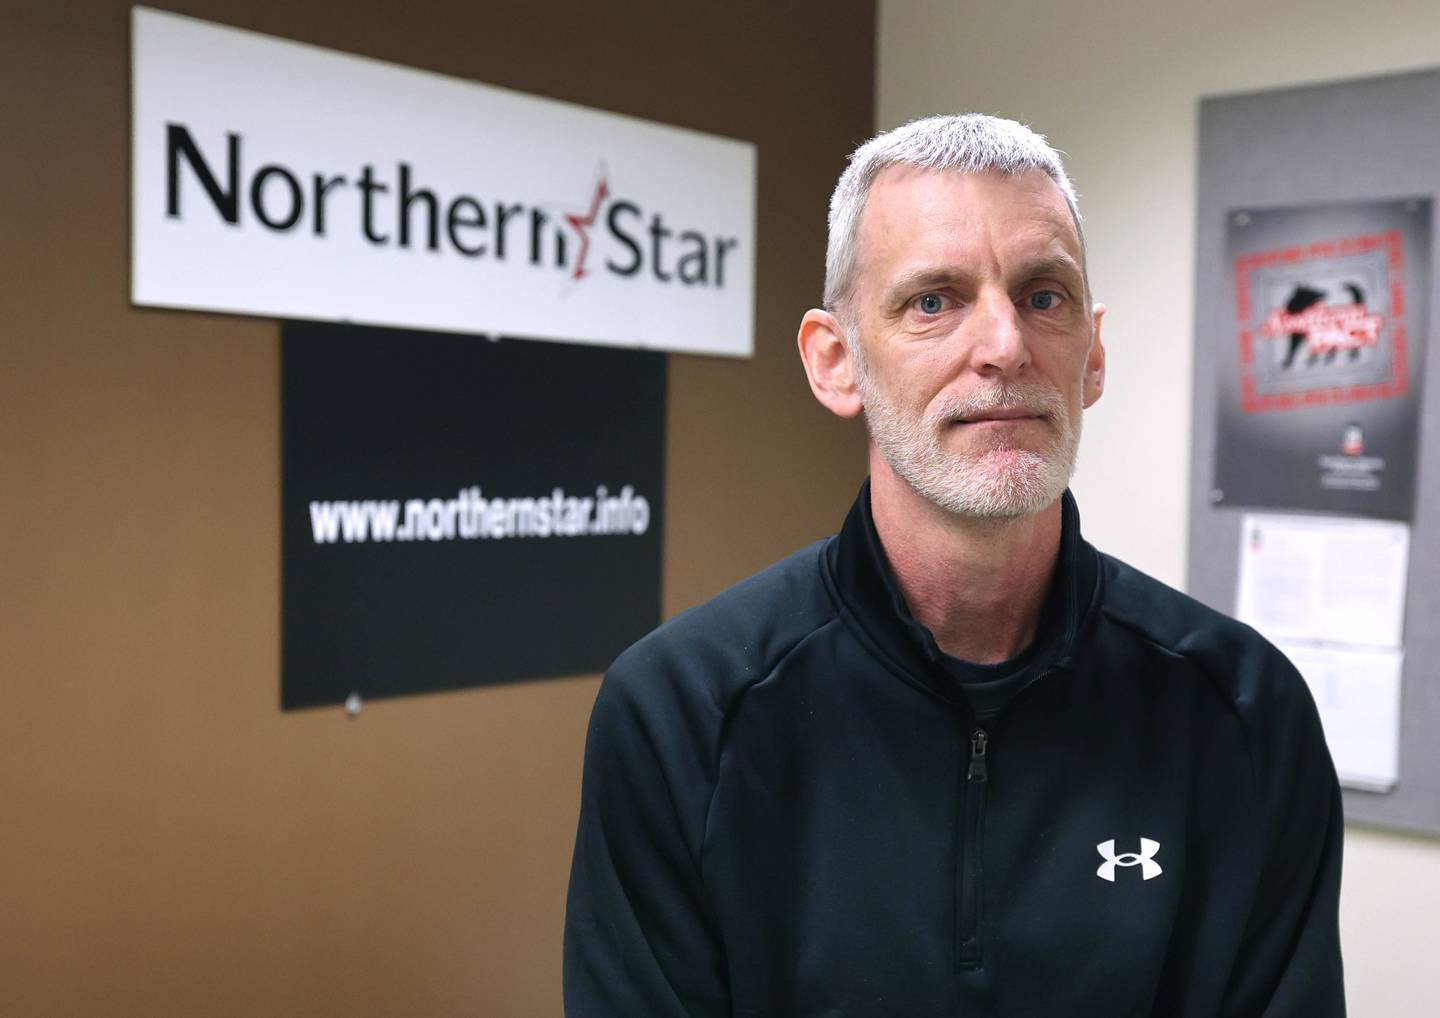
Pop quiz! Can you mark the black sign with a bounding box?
[1216,199,1430,520]
[282,321,665,709]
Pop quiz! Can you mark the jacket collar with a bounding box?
[824,479,1101,703]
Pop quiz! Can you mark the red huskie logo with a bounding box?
[1233,230,1409,414]
[1341,422,1365,456]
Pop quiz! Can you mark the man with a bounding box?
[564,115,1345,1016]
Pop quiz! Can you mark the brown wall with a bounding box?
[0,2,873,1015]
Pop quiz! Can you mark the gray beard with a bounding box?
[858,374,1081,519]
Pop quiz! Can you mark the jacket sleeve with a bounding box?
[1223,652,1347,1017]
[563,659,730,1018]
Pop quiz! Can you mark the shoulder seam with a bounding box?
[1098,603,1263,794]
[697,612,844,870]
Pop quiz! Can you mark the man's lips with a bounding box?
[953,408,1045,425]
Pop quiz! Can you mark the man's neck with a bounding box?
[868,454,1063,665]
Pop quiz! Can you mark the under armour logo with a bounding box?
[1096,838,1163,882]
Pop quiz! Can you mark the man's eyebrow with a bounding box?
[881,268,970,308]
[1014,254,1085,285]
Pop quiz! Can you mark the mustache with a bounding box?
[930,381,1067,422]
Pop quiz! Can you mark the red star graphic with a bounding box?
[564,177,610,281]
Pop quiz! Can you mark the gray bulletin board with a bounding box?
[1191,69,1440,838]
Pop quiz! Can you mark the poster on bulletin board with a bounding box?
[1214,198,1430,521]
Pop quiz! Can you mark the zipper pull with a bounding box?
[967,729,989,782]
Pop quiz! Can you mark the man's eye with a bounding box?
[916,293,945,314]
[1028,290,1061,311]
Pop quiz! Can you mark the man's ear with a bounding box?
[797,308,865,419]
[1082,302,1107,409]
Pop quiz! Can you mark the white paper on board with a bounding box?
[1276,640,1402,792]
[1236,512,1409,649]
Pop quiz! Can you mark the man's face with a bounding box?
[846,165,1104,518]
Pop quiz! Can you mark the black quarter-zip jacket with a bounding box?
[564,486,1345,1017]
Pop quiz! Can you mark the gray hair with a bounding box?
[823,114,1084,317]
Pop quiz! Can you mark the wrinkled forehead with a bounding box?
[853,165,1088,295]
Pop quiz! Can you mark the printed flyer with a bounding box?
[1215,198,1431,520]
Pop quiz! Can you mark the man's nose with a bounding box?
[964,290,1030,376]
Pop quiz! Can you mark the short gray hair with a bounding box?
[823,114,1084,316]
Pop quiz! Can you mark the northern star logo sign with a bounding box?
[1096,838,1163,882]
[133,9,757,357]
[161,126,742,294]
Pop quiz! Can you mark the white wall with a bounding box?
[877,0,1440,1011]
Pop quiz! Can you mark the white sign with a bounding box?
[1235,511,1410,792]
[1236,512,1408,649]
[131,8,756,357]
[1276,640,1401,792]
